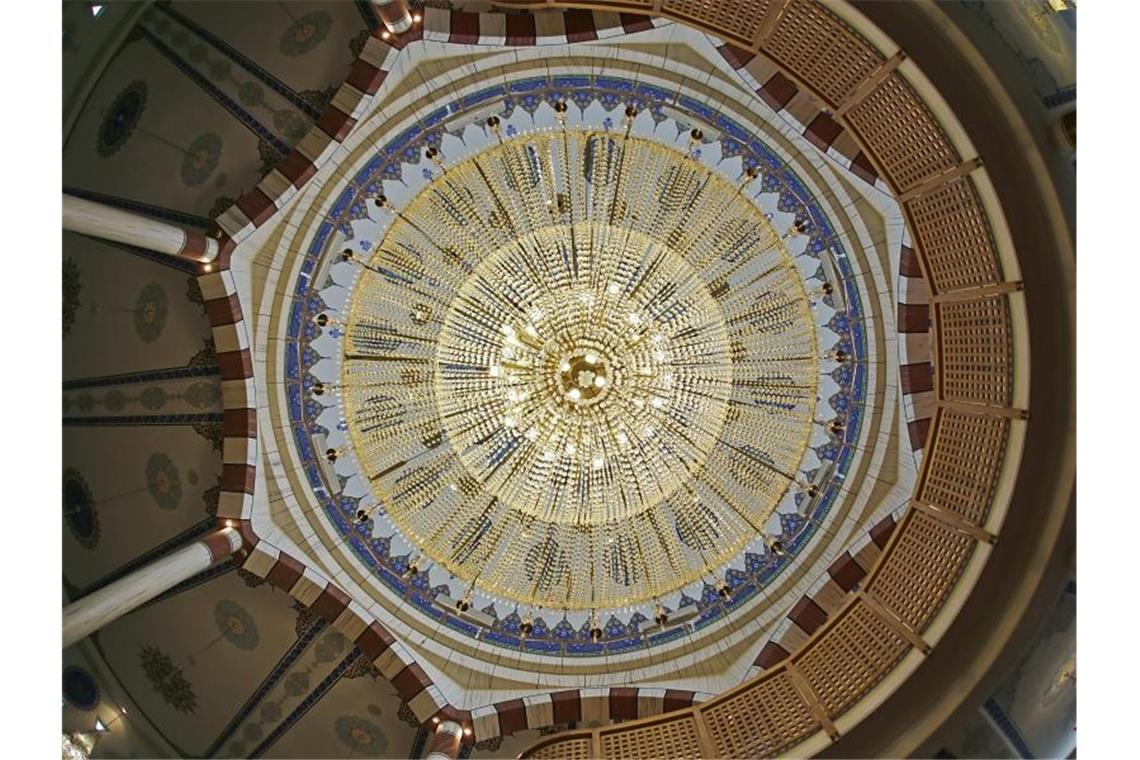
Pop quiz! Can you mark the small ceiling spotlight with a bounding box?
[689,128,704,151]
[381,30,391,40]
[425,146,444,169]
[486,115,501,135]
[654,603,669,626]
[340,249,356,263]
[315,313,331,327]
[827,419,845,436]
[456,589,472,613]
[716,578,733,601]
[553,101,568,124]
[373,194,391,210]
[413,13,423,23]
[827,349,849,363]
[589,618,604,643]
[402,557,420,579]
[312,382,326,396]
[463,727,473,737]
[745,165,760,180]
[802,483,819,499]
[355,507,370,524]
[767,538,786,557]
[519,615,534,637]
[326,448,340,463]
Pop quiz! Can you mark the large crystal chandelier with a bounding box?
[341,128,818,610]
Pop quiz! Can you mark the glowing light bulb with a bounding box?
[567,388,582,402]
[607,282,620,295]
[585,352,598,365]
[504,416,517,428]
[559,359,571,372]
[565,443,577,456]
[628,313,642,326]
[594,376,606,388]
[651,397,666,409]
[592,456,605,470]
[525,428,539,442]
[489,364,502,377]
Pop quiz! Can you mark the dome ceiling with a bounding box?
[232,12,915,712]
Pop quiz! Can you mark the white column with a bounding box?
[371,0,413,34]
[63,527,241,649]
[63,194,219,263]
[426,720,463,760]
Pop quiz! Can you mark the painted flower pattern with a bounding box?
[146,453,182,510]
[214,600,260,650]
[181,133,222,187]
[134,283,168,342]
[97,81,147,157]
[280,11,331,57]
[139,645,196,713]
[334,716,389,757]
[63,467,99,549]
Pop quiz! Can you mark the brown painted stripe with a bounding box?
[663,689,695,712]
[356,621,394,659]
[850,151,879,185]
[717,43,755,70]
[388,24,422,50]
[223,408,257,438]
[180,232,210,260]
[392,663,430,700]
[278,149,318,188]
[908,417,932,452]
[221,463,256,494]
[759,71,797,111]
[620,12,654,34]
[827,551,867,592]
[506,12,536,45]
[236,188,277,228]
[755,640,791,668]
[897,302,930,333]
[202,530,238,562]
[217,349,253,381]
[237,518,259,552]
[870,514,898,550]
[204,293,243,327]
[449,10,480,44]
[346,59,388,94]
[377,1,410,30]
[311,584,351,622]
[789,596,828,634]
[215,235,237,269]
[495,698,528,735]
[428,729,460,759]
[609,687,638,720]
[266,552,304,590]
[551,690,581,724]
[900,362,934,395]
[317,107,357,142]
[900,244,923,278]
[563,9,598,42]
[805,112,843,151]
